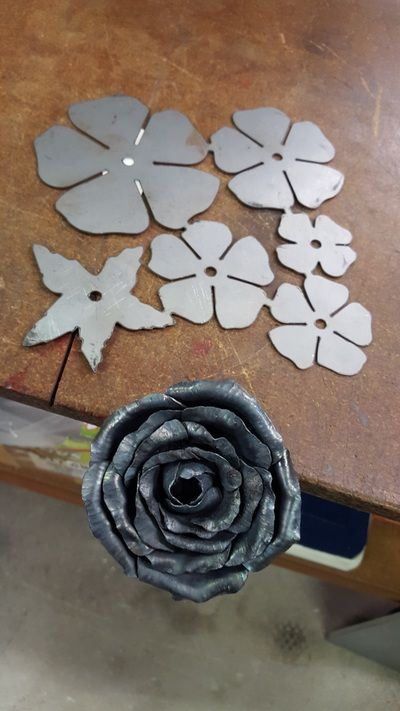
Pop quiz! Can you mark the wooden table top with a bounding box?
[1,0,399,518]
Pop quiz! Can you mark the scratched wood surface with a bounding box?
[0,0,399,518]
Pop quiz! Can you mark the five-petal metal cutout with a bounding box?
[269,275,372,375]
[23,245,173,371]
[35,95,219,234]
[211,107,344,210]
[277,212,356,276]
[148,221,274,328]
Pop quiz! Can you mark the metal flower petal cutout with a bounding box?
[277,212,356,276]
[211,107,344,210]
[35,95,220,234]
[269,275,372,375]
[23,245,173,370]
[148,221,274,328]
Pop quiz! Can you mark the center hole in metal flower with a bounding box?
[88,290,102,302]
[122,156,135,166]
[171,477,201,505]
[311,239,322,249]
[205,266,217,277]
[315,318,327,330]
[272,152,283,161]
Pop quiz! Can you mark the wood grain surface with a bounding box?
[0,1,399,517]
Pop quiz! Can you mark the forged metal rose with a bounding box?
[82,380,301,602]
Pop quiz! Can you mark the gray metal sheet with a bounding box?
[211,107,344,209]
[277,212,356,277]
[35,95,219,234]
[148,220,274,328]
[329,611,400,672]
[269,275,372,375]
[23,245,173,371]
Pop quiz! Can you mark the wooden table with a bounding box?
[1,0,399,519]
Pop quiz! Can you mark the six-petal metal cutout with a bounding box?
[23,245,173,371]
[269,275,372,375]
[277,212,356,276]
[211,107,344,210]
[35,95,219,234]
[148,221,274,328]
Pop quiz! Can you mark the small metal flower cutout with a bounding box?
[148,221,274,328]
[35,95,219,234]
[269,275,372,375]
[24,245,173,371]
[277,212,356,276]
[211,107,344,210]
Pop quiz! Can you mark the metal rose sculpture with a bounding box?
[82,380,301,602]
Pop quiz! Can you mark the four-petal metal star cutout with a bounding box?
[24,245,173,371]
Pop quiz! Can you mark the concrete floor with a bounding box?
[0,482,399,710]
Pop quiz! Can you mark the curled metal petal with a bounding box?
[181,405,272,469]
[245,450,302,571]
[91,393,183,463]
[82,461,138,577]
[102,465,152,557]
[227,468,275,567]
[137,559,248,603]
[82,379,301,602]
[166,380,284,462]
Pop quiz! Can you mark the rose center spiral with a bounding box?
[170,476,202,505]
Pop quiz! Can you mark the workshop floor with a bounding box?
[0,482,399,710]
